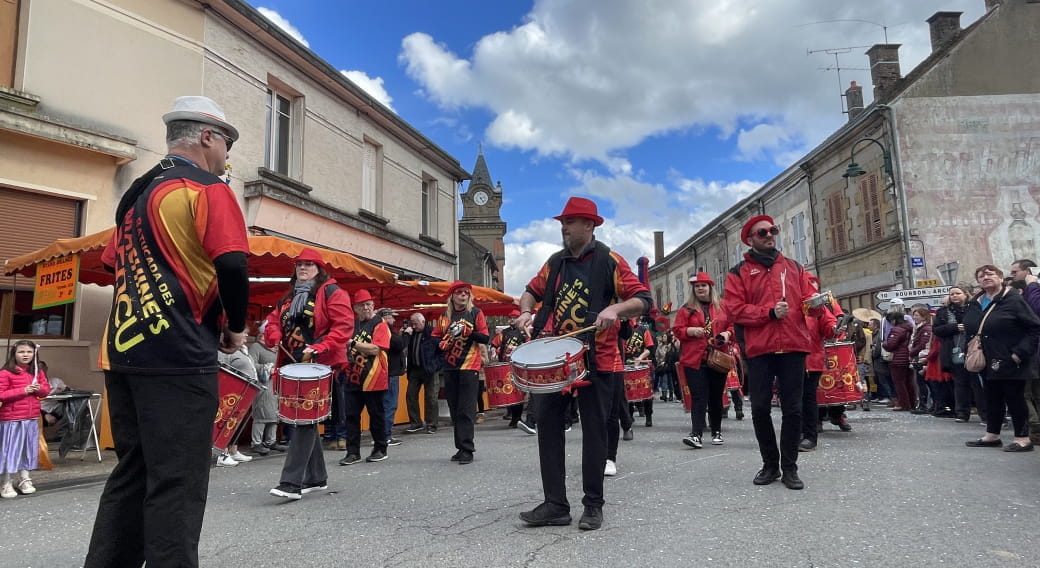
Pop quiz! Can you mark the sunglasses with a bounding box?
[209,130,234,151]
[754,226,780,238]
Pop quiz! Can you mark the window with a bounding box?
[860,174,884,244]
[421,174,439,238]
[0,0,18,88]
[827,193,848,255]
[675,274,685,306]
[361,138,382,214]
[792,212,808,264]
[264,87,300,176]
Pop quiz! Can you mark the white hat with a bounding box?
[889,297,904,306]
[162,96,239,141]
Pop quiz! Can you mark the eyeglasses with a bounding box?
[754,226,781,238]
[209,130,234,151]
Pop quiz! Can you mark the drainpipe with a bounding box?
[878,105,914,289]
[799,164,822,272]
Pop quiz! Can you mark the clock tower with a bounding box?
[459,147,507,290]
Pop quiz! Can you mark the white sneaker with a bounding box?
[0,482,16,499]
[230,451,252,462]
[17,478,35,494]
[604,459,617,477]
[217,454,239,467]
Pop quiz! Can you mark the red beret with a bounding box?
[353,289,373,304]
[741,214,775,246]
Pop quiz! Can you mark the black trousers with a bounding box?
[802,371,821,443]
[345,389,387,455]
[684,365,726,438]
[85,371,217,568]
[405,366,439,427]
[747,353,806,473]
[534,369,612,510]
[443,369,478,453]
[606,372,631,461]
[952,364,987,420]
[278,424,327,487]
[984,379,1029,437]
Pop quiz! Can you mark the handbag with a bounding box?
[705,344,735,373]
[964,289,1008,373]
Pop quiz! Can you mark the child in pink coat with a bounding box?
[0,340,51,498]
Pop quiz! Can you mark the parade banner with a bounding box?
[32,254,80,309]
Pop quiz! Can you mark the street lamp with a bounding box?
[842,137,893,178]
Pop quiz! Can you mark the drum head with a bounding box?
[510,337,585,368]
[279,362,332,380]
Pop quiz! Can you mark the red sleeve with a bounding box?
[197,184,249,260]
[611,252,650,301]
[490,333,502,349]
[314,287,355,353]
[643,330,654,347]
[263,305,283,348]
[371,322,391,349]
[816,307,838,340]
[101,228,118,270]
[673,308,693,343]
[431,314,448,339]
[475,310,489,337]
[36,371,52,398]
[525,262,551,301]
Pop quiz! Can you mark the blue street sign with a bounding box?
[911,257,924,268]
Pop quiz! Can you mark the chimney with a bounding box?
[653,231,665,264]
[845,81,864,122]
[866,44,902,101]
[927,12,962,52]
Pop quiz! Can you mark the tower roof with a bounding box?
[468,146,493,192]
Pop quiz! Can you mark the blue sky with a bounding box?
[246,0,986,296]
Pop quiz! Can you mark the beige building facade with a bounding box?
[1,0,468,391]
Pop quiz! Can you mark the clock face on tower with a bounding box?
[472,190,489,206]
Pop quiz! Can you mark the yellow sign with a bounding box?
[33,254,80,309]
[916,279,941,287]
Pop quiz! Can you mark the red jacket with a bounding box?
[264,278,354,369]
[0,366,52,421]
[723,252,818,359]
[805,308,839,372]
[673,303,733,370]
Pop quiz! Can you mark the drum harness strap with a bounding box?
[531,241,614,394]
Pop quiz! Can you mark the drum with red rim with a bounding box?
[509,337,587,393]
[484,362,524,407]
[274,362,333,425]
[817,342,863,405]
[213,363,265,452]
[623,364,653,402]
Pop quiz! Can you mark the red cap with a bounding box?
[688,272,715,287]
[295,247,326,268]
[353,289,373,304]
[741,214,775,246]
[553,196,604,226]
[446,280,472,298]
[508,308,521,318]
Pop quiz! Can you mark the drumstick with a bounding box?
[278,344,298,363]
[546,325,598,342]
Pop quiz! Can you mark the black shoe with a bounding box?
[338,453,362,466]
[965,438,1002,447]
[781,470,805,490]
[250,444,271,456]
[264,442,289,452]
[910,406,930,415]
[404,424,425,434]
[269,483,301,500]
[753,467,781,485]
[300,481,328,495]
[798,438,816,452]
[451,451,464,461]
[645,417,653,427]
[622,429,634,441]
[425,426,438,434]
[457,451,474,465]
[836,417,853,432]
[933,408,956,418]
[735,410,744,420]
[518,421,536,435]
[520,503,572,526]
[508,421,519,428]
[366,450,388,462]
[578,506,603,530]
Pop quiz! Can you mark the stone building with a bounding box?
[651,0,1040,313]
[458,148,507,290]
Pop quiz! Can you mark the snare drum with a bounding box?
[623,364,653,402]
[484,362,524,407]
[213,364,265,452]
[817,342,863,406]
[274,362,333,425]
[509,337,588,393]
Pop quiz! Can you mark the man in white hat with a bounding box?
[85,96,249,568]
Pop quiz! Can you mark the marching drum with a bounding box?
[722,367,742,407]
[509,337,588,393]
[212,363,265,452]
[484,362,525,407]
[623,364,653,402]
[274,362,333,424]
[817,341,863,406]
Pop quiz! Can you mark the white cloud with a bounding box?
[401,0,985,169]
[502,173,761,297]
[256,7,310,48]
[340,70,395,111]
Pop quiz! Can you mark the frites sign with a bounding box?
[33,254,80,309]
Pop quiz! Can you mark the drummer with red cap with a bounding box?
[337,288,392,465]
[431,280,491,465]
[723,214,821,491]
[490,308,530,427]
[515,196,651,531]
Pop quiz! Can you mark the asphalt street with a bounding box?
[3,399,1039,568]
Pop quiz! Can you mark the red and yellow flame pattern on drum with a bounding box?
[817,342,863,405]
[274,363,333,425]
[484,363,525,407]
[212,366,262,452]
[623,365,653,402]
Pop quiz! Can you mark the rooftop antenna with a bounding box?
[806,46,870,114]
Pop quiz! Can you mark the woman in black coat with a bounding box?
[932,285,986,422]
[963,265,1040,452]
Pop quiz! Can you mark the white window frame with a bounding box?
[421,173,439,239]
[264,84,302,178]
[792,212,808,264]
[361,138,383,214]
